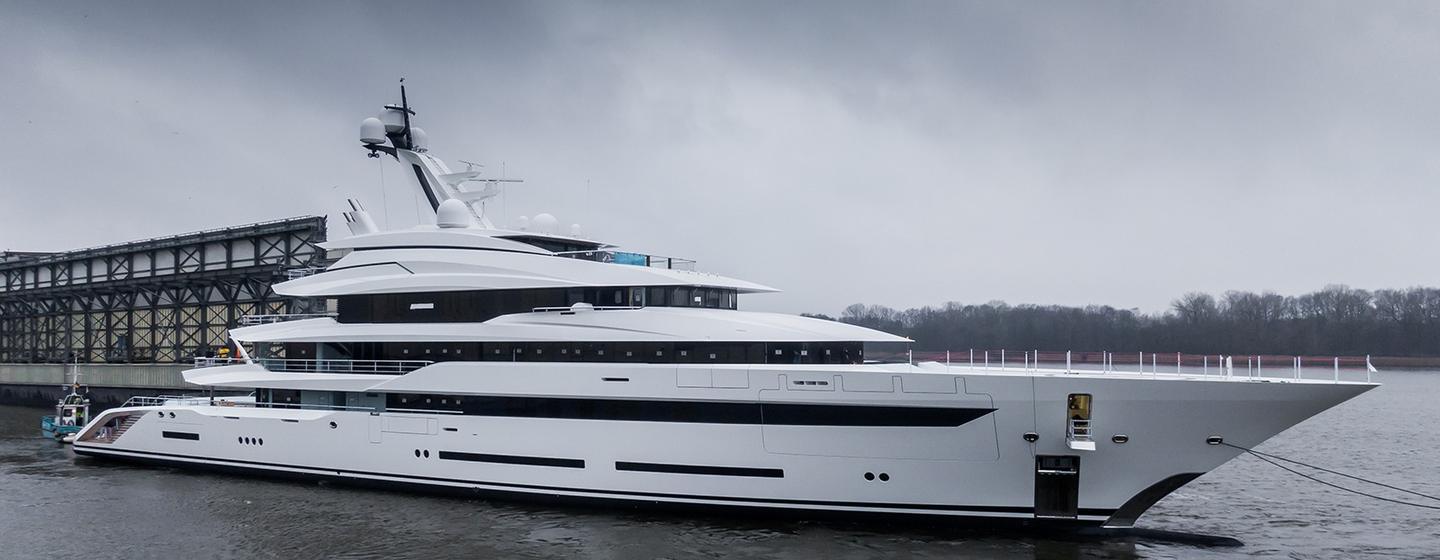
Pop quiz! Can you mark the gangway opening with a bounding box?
[1066,393,1095,451]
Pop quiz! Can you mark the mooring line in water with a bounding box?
[1223,442,1440,510]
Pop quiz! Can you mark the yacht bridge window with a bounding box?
[336,286,739,324]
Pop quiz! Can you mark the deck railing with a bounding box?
[121,395,229,408]
[191,357,432,374]
[237,313,337,325]
[918,349,1376,383]
[553,250,697,271]
[119,394,459,415]
[284,266,328,280]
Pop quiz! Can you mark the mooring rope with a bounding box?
[1222,442,1440,510]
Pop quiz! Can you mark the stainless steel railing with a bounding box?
[117,394,463,415]
[553,249,698,271]
[926,349,1377,383]
[237,313,337,325]
[191,357,432,374]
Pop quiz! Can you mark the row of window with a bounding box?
[282,341,909,365]
[336,286,739,324]
[252,390,986,428]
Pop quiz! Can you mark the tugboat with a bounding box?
[40,364,91,444]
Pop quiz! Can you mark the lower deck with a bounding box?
[70,372,1370,527]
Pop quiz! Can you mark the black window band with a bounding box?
[616,461,783,478]
[437,450,584,469]
[380,394,994,428]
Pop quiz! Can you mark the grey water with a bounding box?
[2,372,1437,560]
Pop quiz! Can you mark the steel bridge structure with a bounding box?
[0,216,327,364]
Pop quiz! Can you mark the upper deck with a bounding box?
[278,226,773,299]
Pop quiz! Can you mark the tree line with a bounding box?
[809,285,1440,357]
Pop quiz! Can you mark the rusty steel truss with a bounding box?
[0,216,327,364]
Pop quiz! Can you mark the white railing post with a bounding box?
[1176,352,1181,374]
[970,349,975,370]
[1366,354,1373,383]
[1203,356,1208,376]
[984,350,989,371]
[946,350,951,368]
[1152,353,1157,375]
[1334,356,1339,382]
[1024,351,1029,371]
[1001,349,1006,371]
[1066,350,1072,373]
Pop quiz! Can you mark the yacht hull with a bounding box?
[70,366,1373,527]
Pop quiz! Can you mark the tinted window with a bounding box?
[337,286,738,323]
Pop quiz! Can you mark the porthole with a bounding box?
[157,411,164,417]
[423,450,430,458]
[237,436,243,444]
[414,449,421,458]
[1112,435,1129,444]
[258,439,263,446]
[329,421,337,429]
[879,473,890,482]
[168,412,176,418]
[864,472,875,481]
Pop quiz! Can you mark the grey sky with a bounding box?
[3,1,1437,316]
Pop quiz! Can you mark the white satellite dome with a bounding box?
[532,213,558,234]
[410,127,428,151]
[515,216,530,231]
[570,223,582,237]
[360,117,386,145]
[435,199,474,229]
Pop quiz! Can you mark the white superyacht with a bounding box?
[71,87,1376,527]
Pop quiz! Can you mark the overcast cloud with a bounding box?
[2,1,1437,315]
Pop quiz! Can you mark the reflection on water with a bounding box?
[2,371,1437,559]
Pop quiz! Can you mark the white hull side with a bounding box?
[72,366,1372,527]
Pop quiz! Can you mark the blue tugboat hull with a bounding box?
[40,416,81,441]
